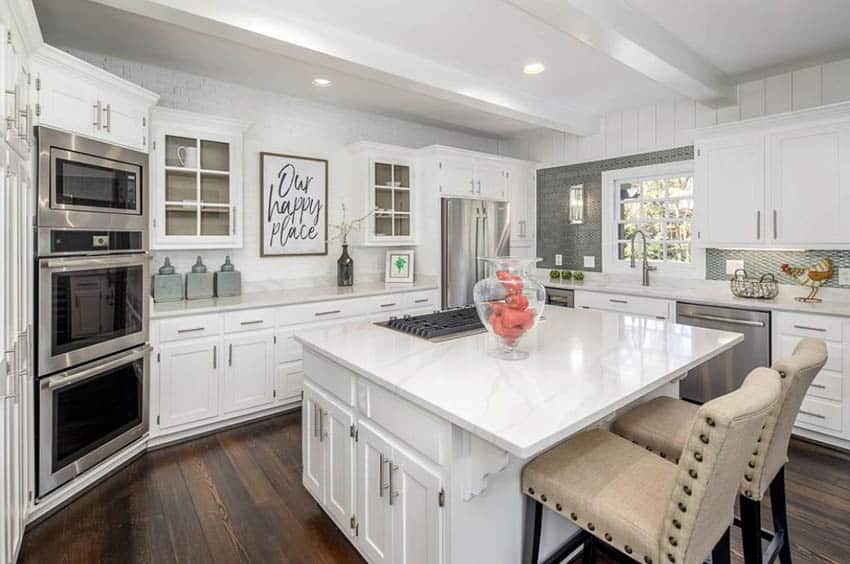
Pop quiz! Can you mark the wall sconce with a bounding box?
[569,184,584,224]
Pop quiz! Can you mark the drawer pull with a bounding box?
[380,303,397,308]
[240,320,265,326]
[793,324,826,333]
[177,327,205,334]
[799,409,826,420]
[609,298,628,304]
[581,306,590,309]
[414,298,429,304]
[315,310,341,317]
[810,383,826,389]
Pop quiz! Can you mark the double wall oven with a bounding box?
[35,127,150,497]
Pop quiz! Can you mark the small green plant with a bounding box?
[561,271,572,280]
[549,270,561,280]
[573,271,585,281]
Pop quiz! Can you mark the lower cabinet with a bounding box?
[574,290,673,319]
[223,330,275,414]
[158,338,219,429]
[357,420,443,564]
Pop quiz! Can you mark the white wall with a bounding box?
[67,48,507,284]
[503,57,850,165]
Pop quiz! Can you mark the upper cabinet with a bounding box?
[30,45,159,152]
[349,142,417,246]
[506,163,536,247]
[694,102,850,250]
[149,107,250,250]
[2,21,34,160]
[429,148,508,201]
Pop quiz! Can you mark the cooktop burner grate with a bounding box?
[377,306,485,341]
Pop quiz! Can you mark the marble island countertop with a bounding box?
[295,307,743,459]
[151,276,438,319]
[540,273,850,317]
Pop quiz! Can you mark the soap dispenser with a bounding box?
[214,256,242,297]
[152,257,184,302]
[185,256,214,300]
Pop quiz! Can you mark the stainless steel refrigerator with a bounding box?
[441,198,510,308]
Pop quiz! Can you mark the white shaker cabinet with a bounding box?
[223,329,275,414]
[694,135,765,245]
[356,420,394,564]
[766,122,850,245]
[473,159,507,200]
[302,383,326,503]
[157,338,220,429]
[507,163,536,245]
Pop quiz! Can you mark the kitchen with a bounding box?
[1,1,849,563]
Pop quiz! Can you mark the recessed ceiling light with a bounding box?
[523,62,545,75]
[312,77,332,87]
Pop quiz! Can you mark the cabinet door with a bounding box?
[768,123,850,245]
[33,64,96,138]
[158,338,220,429]
[102,94,147,151]
[507,165,534,241]
[391,441,444,564]
[475,160,507,200]
[302,382,325,503]
[6,394,23,562]
[695,136,764,245]
[323,393,356,535]
[0,397,8,563]
[437,156,475,197]
[356,420,394,564]
[275,361,303,402]
[223,330,274,414]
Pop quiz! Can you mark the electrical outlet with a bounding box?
[726,259,744,275]
[840,268,850,287]
[555,254,563,266]
[584,256,595,268]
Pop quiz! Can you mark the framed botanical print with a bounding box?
[385,249,414,283]
[260,152,328,256]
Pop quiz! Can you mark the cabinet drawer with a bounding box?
[224,308,275,333]
[303,348,355,405]
[158,314,222,342]
[404,290,438,310]
[806,369,843,402]
[277,300,358,326]
[575,291,670,319]
[776,312,842,342]
[796,397,843,433]
[779,335,842,372]
[367,294,405,314]
[356,378,450,465]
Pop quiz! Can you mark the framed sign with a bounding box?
[385,249,414,283]
[260,152,328,256]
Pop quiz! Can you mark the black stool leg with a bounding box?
[740,495,764,564]
[712,528,731,564]
[523,496,543,564]
[770,467,793,564]
[582,536,595,564]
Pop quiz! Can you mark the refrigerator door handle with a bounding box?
[474,209,480,282]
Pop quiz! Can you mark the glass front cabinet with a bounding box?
[350,142,417,246]
[149,108,250,249]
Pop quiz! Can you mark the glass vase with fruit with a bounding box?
[473,257,546,360]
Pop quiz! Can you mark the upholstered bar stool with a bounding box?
[611,338,827,564]
[522,367,781,564]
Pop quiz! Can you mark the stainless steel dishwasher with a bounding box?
[676,302,770,404]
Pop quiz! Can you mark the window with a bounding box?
[616,173,694,265]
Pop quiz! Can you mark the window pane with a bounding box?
[618,223,638,239]
[642,179,665,200]
[666,244,691,263]
[641,222,663,239]
[666,199,694,219]
[644,201,664,219]
[667,222,692,241]
[645,241,664,260]
[619,182,640,200]
[620,201,640,221]
[668,176,693,198]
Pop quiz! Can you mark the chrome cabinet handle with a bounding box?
[228,343,233,366]
[609,299,628,304]
[793,324,826,333]
[5,86,17,128]
[240,320,264,326]
[17,104,29,140]
[93,100,102,130]
[379,453,386,498]
[104,103,111,133]
[380,303,397,308]
[810,383,826,389]
[319,409,325,442]
[470,179,475,194]
[178,327,205,334]
[756,210,761,240]
[799,409,825,420]
[773,209,778,239]
[477,180,481,194]
[213,345,216,369]
[312,404,319,438]
[388,462,399,505]
[315,310,341,317]
[414,298,429,304]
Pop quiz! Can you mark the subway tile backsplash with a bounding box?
[706,249,849,288]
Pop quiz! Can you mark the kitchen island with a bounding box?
[296,307,743,564]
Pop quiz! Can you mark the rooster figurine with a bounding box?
[780,258,834,303]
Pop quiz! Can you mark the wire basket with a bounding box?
[730,269,779,299]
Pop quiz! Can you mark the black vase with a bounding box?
[337,244,354,287]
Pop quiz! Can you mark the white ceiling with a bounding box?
[625,0,850,78]
[31,0,850,138]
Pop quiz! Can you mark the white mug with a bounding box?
[177,146,198,169]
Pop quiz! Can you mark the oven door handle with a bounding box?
[43,344,152,391]
[41,253,151,270]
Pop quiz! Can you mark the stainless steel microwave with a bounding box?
[36,126,148,232]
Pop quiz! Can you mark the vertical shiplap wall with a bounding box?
[502,57,850,165]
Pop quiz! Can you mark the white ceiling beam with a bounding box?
[506,0,736,108]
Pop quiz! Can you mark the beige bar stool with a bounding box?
[522,367,781,564]
[611,338,827,564]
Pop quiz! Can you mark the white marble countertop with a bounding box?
[151,277,438,319]
[541,274,850,317]
[295,307,743,459]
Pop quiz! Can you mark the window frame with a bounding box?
[601,161,704,278]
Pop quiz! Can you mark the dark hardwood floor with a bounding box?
[19,411,850,564]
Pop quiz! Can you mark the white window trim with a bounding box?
[601,160,705,279]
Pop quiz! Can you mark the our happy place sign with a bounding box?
[260,152,328,256]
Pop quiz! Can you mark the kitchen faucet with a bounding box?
[630,230,656,286]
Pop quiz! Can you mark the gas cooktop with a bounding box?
[377,306,485,342]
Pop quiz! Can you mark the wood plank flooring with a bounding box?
[18,411,850,564]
